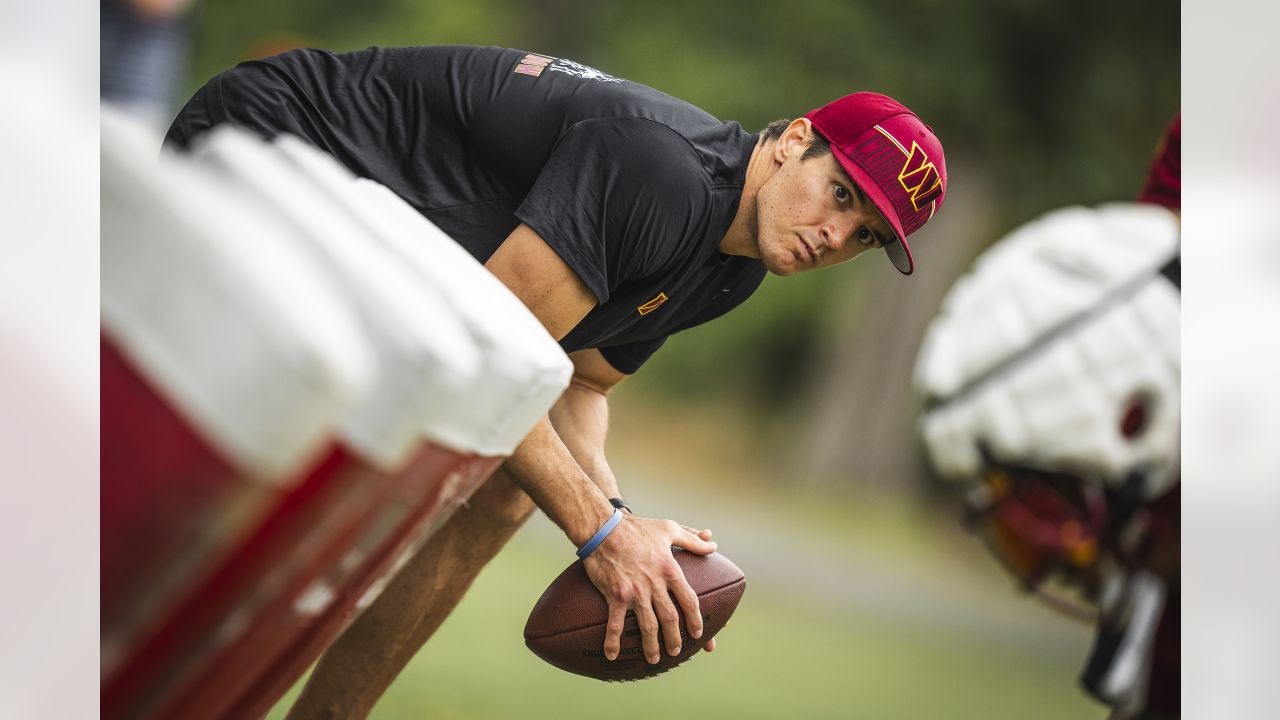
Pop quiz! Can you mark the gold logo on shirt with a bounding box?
[637,292,668,316]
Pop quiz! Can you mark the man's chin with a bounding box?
[762,252,801,276]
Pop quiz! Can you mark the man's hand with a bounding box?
[582,516,717,664]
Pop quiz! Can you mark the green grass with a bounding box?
[269,396,1106,719]
[270,533,1102,720]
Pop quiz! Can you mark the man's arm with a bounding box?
[487,224,717,663]
[547,348,720,651]
[549,350,627,498]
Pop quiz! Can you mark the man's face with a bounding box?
[753,124,895,276]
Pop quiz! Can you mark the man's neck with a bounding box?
[718,135,774,258]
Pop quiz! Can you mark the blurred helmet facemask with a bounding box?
[963,459,1161,622]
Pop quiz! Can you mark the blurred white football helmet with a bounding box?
[916,203,1179,590]
[914,203,1181,716]
[916,202,1180,501]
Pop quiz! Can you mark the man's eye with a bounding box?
[834,185,849,202]
[857,228,874,245]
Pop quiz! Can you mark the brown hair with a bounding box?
[760,118,831,162]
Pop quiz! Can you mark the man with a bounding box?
[165,44,948,717]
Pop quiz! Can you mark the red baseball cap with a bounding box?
[804,92,947,275]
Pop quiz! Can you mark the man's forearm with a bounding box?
[547,378,621,498]
[501,412,615,546]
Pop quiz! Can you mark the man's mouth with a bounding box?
[799,236,818,264]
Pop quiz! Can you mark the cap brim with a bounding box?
[830,151,915,275]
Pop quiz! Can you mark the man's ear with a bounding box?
[774,118,813,163]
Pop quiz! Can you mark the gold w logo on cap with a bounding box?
[637,292,668,316]
[898,141,943,212]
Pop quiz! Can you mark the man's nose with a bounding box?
[821,220,852,250]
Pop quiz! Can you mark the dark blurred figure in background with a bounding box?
[1138,116,1181,215]
[914,117,1180,720]
[101,0,195,128]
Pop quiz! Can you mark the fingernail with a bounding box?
[693,628,702,638]
[606,651,616,661]
[648,654,658,664]
[672,646,681,655]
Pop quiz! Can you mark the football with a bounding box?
[523,549,745,681]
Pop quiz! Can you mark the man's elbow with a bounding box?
[569,374,613,397]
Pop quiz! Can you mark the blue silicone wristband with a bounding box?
[576,508,624,559]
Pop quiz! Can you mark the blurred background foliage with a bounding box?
[177,3,1175,717]
[187,0,1178,494]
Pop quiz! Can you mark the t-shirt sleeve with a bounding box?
[515,118,710,304]
[599,336,670,375]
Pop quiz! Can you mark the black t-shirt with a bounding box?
[197,45,766,373]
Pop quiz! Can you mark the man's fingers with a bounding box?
[653,590,683,657]
[680,524,714,541]
[669,573,703,640]
[603,602,627,661]
[670,529,717,555]
[635,602,662,665]
[704,621,728,651]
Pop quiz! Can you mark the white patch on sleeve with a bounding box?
[547,58,623,83]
